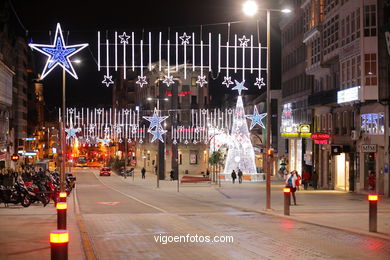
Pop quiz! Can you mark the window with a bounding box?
[364,53,377,86]
[364,5,376,37]
[189,150,198,164]
[191,77,197,86]
[340,55,361,89]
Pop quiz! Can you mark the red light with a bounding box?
[50,230,69,243]
[312,133,331,140]
[368,194,378,201]
[315,140,328,144]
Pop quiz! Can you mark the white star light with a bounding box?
[143,108,169,131]
[136,76,148,88]
[163,75,175,87]
[28,23,88,80]
[232,80,248,96]
[222,76,234,88]
[238,35,250,47]
[179,33,191,45]
[254,77,266,89]
[102,75,114,87]
[196,75,208,87]
[150,128,167,143]
[119,32,131,44]
[246,106,267,130]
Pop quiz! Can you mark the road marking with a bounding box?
[93,172,168,213]
[96,201,123,206]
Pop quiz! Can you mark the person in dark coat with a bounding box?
[311,170,318,190]
[170,170,174,181]
[141,167,146,179]
[237,169,243,184]
[231,170,237,184]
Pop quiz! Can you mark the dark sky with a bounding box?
[9,0,282,109]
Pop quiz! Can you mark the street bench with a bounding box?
[180,176,211,183]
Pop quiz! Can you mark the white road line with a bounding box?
[92,172,168,213]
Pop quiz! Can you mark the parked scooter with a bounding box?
[0,177,32,207]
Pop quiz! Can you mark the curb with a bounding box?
[73,186,97,260]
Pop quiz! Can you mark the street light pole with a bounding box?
[157,98,160,189]
[265,9,271,210]
[60,68,66,193]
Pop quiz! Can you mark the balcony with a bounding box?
[303,25,321,44]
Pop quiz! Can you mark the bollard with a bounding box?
[56,202,67,230]
[59,192,67,203]
[50,230,69,260]
[368,194,378,232]
[283,187,291,216]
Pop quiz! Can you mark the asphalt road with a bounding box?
[75,169,390,260]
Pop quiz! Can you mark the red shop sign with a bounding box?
[311,132,331,140]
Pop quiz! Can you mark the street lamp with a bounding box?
[242,1,291,210]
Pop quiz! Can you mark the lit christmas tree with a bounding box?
[222,95,259,182]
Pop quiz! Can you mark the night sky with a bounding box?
[10,0,282,109]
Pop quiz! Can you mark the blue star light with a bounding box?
[246,106,267,130]
[150,128,167,143]
[99,138,111,146]
[232,80,248,96]
[28,23,88,79]
[65,127,81,140]
[143,108,169,131]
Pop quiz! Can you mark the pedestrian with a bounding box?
[285,171,298,205]
[311,170,318,190]
[294,170,301,191]
[231,170,237,184]
[155,166,158,176]
[170,170,174,181]
[302,168,310,190]
[141,167,146,179]
[206,169,210,178]
[237,168,243,184]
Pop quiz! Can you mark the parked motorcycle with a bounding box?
[0,178,32,207]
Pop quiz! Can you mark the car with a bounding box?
[100,167,111,176]
[120,168,134,178]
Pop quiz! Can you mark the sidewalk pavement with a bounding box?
[0,192,84,260]
[118,171,390,240]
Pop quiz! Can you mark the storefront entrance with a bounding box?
[364,152,376,190]
[335,153,349,191]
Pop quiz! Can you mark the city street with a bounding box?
[73,168,390,259]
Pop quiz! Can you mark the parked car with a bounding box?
[100,167,111,176]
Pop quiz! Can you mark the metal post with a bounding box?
[368,194,378,232]
[57,202,67,229]
[283,188,290,215]
[265,9,272,210]
[61,68,66,193]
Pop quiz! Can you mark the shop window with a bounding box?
[361,113,384,135]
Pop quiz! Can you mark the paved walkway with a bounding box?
[0,191,84,260]
[120,170,390,240]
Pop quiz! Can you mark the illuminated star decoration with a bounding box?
[232,80,248,96]
[143,108,169,143]
[238,35,250,47]
[28,23,88,80]
[246,106,267,130]
[118,32,130,44]
[150,128,167,143]
[254,77,266,89]
[163,75,174,87]
[99,138,111,146]
[222,76,234,88]
[196,75,207,87]
[136,76,148,88]
[179,32,191,45]
[65,118,81,140]
[102,75,114,87]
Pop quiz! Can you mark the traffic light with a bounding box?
[11,154,19,161]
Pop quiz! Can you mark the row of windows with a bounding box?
[341,55,361,89]
[282,73,313,98]
[323,15,339,55]
[310,37,321,65]
[340,8,361,47]
[282,16,304,48]
[282,45,306,72]
[303,0,324,33]
[314,111,355,135]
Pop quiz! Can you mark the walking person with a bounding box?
[141,167,146,179]
[311,170,318,190]
[170,169,175,181]
[285,171,298,205]
[302,168,310,190]
[237,169,243,184]
[231,170,237,184]
[294,170,301,191]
